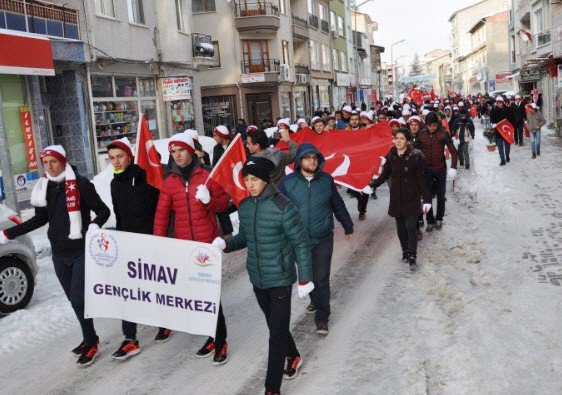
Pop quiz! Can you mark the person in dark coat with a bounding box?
[0,145,110,366]
[510,95,527,146]
[489,96,512,166]
[211,125,234,237]
[450,110,475,170]
[236,118,248,143]
[371,129,431,269]
[107,138,161,360]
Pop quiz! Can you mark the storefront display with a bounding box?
[293,89,306,118]
[161,76,195,135]
[281,93,292,119]
[202,95,236,136]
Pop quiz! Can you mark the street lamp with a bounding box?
[390,39,405,99]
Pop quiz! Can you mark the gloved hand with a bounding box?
[0,231,9,245]
[195,184,211,204]
[212,237,226,251]
[298,282,315,298]
[491,123,497,129]
[423,204,432,214]
[447,168,457,180]
[361,186,373,195]
[88,223,100,232]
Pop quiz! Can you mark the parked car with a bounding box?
[0,203,37,315]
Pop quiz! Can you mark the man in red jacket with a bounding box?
[153,132,231,365]
[414,112,458,232]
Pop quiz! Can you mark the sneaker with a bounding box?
[401,252,409,263]
[435,220,443,229]
[426,224,435,233]
[417,229,423,241]
[112,340,140,361]
[306,303,317,314]
[316,322,329,335]
[72,338,99,356]
[358,213,366,221]
[409,256,417,271]
[500,161,506,166]
[506,156,510,163]
[213,343,228,366]
[77,344,98,367]
[196,338,215,358]
[155,328,172,343]
[284,356,303,379]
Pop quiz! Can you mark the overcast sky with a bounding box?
[359,0,481,67]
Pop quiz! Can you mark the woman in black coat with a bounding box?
[370,128,431,270]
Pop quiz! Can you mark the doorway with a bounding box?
[247,93,272,126]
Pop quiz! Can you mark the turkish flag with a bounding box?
[287,123,394,190]
[523,121,531,138]
[207,134,248,206]
[496,119,515,145]
[470,104,478,118]
[135,115,164,189]
[430,87,436,100]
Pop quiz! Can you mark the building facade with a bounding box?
[422,49,452,96]
[330,0,351,109]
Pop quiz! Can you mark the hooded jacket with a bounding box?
[526,109,546,132]
[225,183,313,289]
[252,139,298,186]
[279,143,353,244]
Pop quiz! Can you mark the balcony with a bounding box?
[192,33,215,68]
[308,14,318,29]
[292,14,309,40]
[234,1,280,33]
[0,0,80,39]
[320,19,329,34]
[295,63,310,74]
[240,59,280,84]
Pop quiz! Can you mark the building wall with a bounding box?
[486,17,511,92]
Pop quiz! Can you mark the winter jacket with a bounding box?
[111,164,159,235]
[252,139,298,186]
[212,143,227,168]
[279,143,353,244]
[413,126,458,171]
[370,146,431,218]
[510,102,527,126]
[336,119,349,129]
[451,117,475,144]
[490,105,513,141]
[527,110,547,133]
[153,160,229,243]
[5,171,110,256]
[225,183,313,290]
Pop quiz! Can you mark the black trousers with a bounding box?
[395,216,418,258]
[310,235,334,324]
[425,169,447,223]
[254,285,299,393]
[349,190,369,213]
[53,251,98,345]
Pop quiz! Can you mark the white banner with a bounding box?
[85,230,222,337]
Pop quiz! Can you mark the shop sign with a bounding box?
[489,81,496,91]
[161,77,192,101]
[19,107,38,172]
[241,73,265,83]
[336,73,351,87]
[13,171,39,195]
[520,67,544,82]
[496,72,513,83]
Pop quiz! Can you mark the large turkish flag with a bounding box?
[496,119,516,145]
[135,115,164,189]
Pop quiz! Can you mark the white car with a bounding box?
[0,203,37,315]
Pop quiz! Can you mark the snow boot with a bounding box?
[500,160,506,166]
[196,337,215,358]
[316,322,329,335]
[358,212,366,221]
[284,356,303,379]
[506,155,510,163]
[112,340,140,361]
[426,224,435,232]
[401,252,409,263]
[435,220,443,229]
[408,255,417,271]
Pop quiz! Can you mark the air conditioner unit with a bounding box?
[297,74,308,84]
[331,30,338,39]
[279,64,290,81]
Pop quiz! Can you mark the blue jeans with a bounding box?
[495,135,511,163]
[531,131,541,154]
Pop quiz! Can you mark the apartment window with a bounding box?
[307,0,314,14]
[337,16,344,36]
[535,8,544,33]
[127,0,145,24]
[322,44,330,71]
[340,51,347,72]
[193,0,216,13]
[211,41,221,68]
[282,41,290,65]
[319,4,326,21]
[310,40,320,70]
[332,48,339,71]
[176,0,186,31]
[242,40,271,73]
[95,0,115,17]
[278,0,285,14]
[330,11,337,33]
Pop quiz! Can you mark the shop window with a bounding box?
[91,76,113,97]
[115,77,138,97]
[141,100,159,139]
[202,96,236,136]
[139,78,156,96]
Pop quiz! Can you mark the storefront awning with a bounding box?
[0,29,55,76]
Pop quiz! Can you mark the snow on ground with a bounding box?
[1,123,562,394]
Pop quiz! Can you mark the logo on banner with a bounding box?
[193,248,216,268]
[89,233,119,268]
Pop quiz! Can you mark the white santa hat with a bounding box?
[311,116,322,124]
[408,116,422,125]
[107,137,133,160]
[32,145,82,240]
[515,94,522,99]
[213,125,230,139]
[360,111,373,121]
[184,129,200,141]
[277,118,290,129]
[168,132,195,154]
[297,118,307,126]
[402,109,411,116]
[342,105,353,114]
[403,104,411,111]
[389,119,401,127]
[496,96,505,103]
[422,109,430,116]
[458,101,465,107]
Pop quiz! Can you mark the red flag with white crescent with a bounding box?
[207,134,248,206]
[496,119,516,145]
[523,121,531,138]
[135,114,164,189]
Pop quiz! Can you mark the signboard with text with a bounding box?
[161,77,192,102]
[19,107,38,172]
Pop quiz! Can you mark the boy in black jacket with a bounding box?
[107,138,161,360]
[0,145,110,367]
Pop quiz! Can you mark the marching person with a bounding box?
[345,112,364,131]
[185,129,211,166]
[107,138,160,360]
[360,111,374,127]
[211,125,235,237]
[371,129,431,270]
[510,95,527,146]
[336,105,352,129]
[414,112,458,232]
[280,143,354,335]
[153,132,231,365]
[0,145,110,366]
[212,157,314,395]
[312,116,327,134]
[527,103,546,159]
[327,114,337,130]
[450,110,475,170]
[247,128,299,186]
[490,96,512,166]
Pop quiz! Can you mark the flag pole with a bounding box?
[134,114,143,165]
[205,133,245,186]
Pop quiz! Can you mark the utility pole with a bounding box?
[390,39,405,100]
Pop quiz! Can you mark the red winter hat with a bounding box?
[40,145,67,165]
[214,125,230,139]
[389,119,401,127]
[107,137,133,160]
[168,132,195,155]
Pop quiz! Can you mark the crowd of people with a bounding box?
[0,89,546,395]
